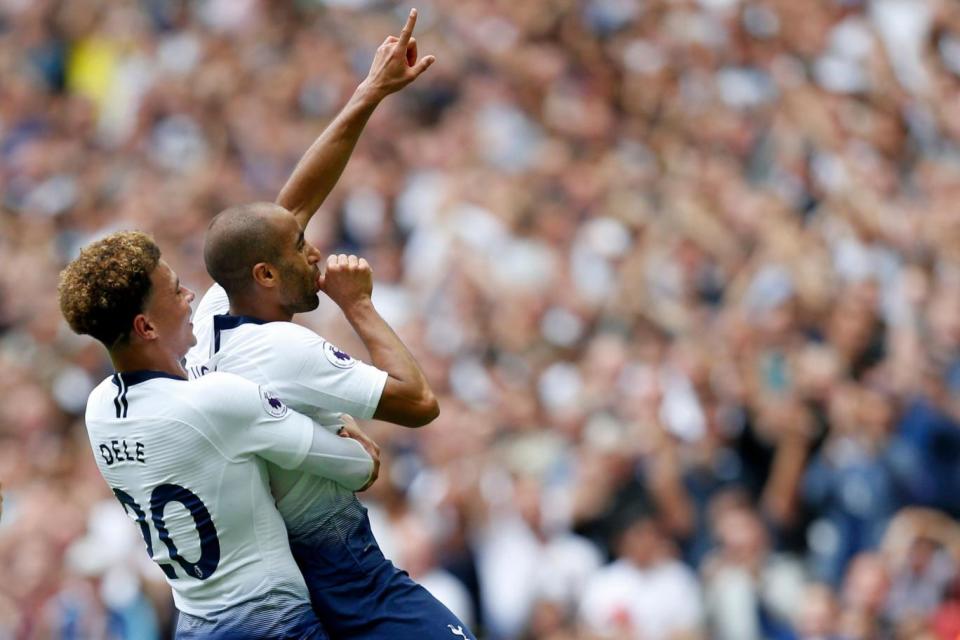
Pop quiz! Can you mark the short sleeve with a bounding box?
[264,325,388,420]
[193,373,313,469]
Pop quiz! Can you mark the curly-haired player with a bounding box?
[59,231,189,357]
[60,231,378,639]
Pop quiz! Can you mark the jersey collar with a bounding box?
[213,314,269,354]
[115,370,187,386]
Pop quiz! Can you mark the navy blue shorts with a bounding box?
[289,503,476,640]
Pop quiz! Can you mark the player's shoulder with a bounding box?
[258,320,321,341]
[151,372,240,410]
[242,321,326,357]
[85,375,120,420]
[213,317,317,350]
[186,372,293,424]
[262,323,361,370]
[162,373,266,427]
[188,371,257,394]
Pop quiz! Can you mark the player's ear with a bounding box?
[131,313,157,341]
[251,262,277,289]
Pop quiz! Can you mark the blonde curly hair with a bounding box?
[58,231,161,347]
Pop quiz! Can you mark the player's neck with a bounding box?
[110,344,188,379]
[227,294,293,323]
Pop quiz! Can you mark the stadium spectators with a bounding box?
[2,0,960,638]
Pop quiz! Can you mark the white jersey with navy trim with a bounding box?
[186,286,479,640]
[185,283,388,534]
[84,370,316,623]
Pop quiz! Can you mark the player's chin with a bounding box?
[300,295,320,313]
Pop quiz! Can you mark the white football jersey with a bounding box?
[185,284,388,535]
[84,370,359,624]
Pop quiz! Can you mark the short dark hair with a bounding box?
[204,202,285,295]
[58,231,161,347]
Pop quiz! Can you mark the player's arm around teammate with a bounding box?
[276,8,435,230]
[193,375,378,491]
[58,231,385,638]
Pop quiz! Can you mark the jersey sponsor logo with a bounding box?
[323,341,356,369]
[259,387,288,418]
[448,625,467,638]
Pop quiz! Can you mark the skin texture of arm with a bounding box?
[344,297,439,427]
[320,254,439,427]
[276,85,382,230]
[276,12,438,429]
[276,8,435,230]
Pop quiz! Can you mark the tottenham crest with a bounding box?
[259,387,288,418]
[323,341,356,369]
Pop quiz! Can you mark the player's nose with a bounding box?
[184,286,196,303]
[306,243,322,264]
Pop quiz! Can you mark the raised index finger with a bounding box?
[397,8,417,49]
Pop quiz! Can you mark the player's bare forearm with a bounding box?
[319,253,438,426]
[342,298,439,427]
[277,86,382,229]
[276,8,435,230]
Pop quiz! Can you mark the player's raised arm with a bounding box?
[276,8,436,230]
[319,254,439,427]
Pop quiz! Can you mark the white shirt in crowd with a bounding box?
[579,558,704,640]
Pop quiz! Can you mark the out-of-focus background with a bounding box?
[3,0,960,638]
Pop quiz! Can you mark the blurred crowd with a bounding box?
[3,0,960,638]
